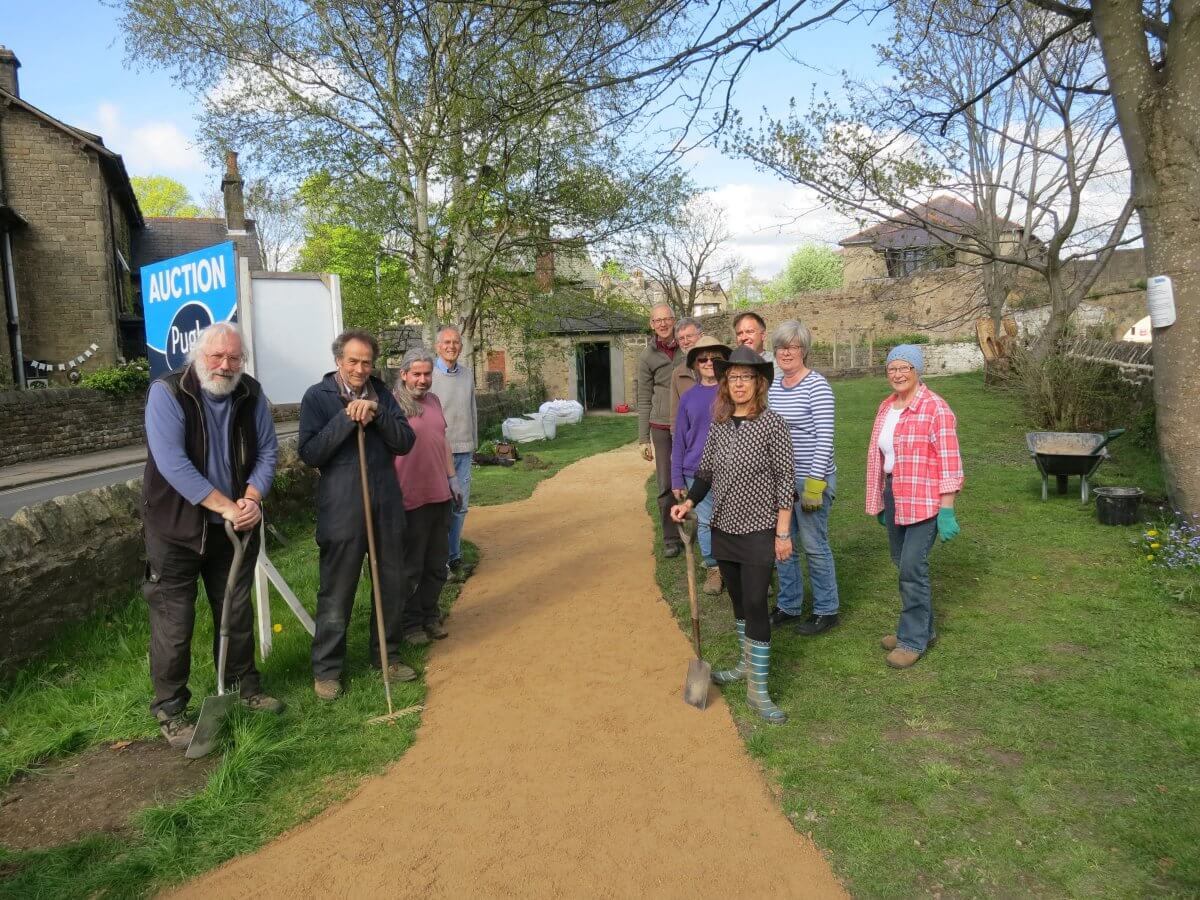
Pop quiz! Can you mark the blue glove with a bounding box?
[876,510,887,527]
[936,507,960,543]
[449,475,464,512]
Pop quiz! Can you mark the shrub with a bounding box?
[79,358,150,397]
[1004,346,1152,433]
[876,333,930,347]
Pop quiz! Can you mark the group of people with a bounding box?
[142,322,478,751]
[637,304,964,724]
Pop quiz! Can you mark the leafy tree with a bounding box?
[131,175,201,217]
[764,245,843,300]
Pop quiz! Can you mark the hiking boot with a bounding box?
[886,647,922,669]
[769,607,801,627]
[446,559,466,582]
[796,613,840,636]
[425,619,449,640]
[404,628,431,647]
[314,679,342,701]
[702,566,723,595]
[746,638,787,724]
[240,691,286,714]
[881,633,938,652]
[156,711,196,751]
[712,619,748,685]
[663,543,682,559]
[385,662,418,682]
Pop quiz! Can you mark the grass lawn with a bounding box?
[651,372,1200,897]
[472,413,637,506]
[0,413,634,897]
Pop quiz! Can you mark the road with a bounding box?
[0,463,146,519]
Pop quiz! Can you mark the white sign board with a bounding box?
[1146,275,1176,329]
[245,272,344,404]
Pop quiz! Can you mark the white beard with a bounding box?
[197,365,241,397]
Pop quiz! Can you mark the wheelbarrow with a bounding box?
[1025,429,1124,503]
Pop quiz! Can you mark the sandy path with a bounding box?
[174,444,846,898]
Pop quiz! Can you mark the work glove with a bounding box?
[449,475,464,512]
[800,477,827,512]
[936,507,960,543]
[876,510,887,527]
[640,444,653,462]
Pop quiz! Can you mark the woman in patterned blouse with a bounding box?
[865,344,964,669]
[671,345,796,724]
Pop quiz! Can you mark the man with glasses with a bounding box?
[638,303,685,556]
[669,317,703,428]
[142,322,283,752]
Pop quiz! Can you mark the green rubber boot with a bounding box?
[712,619,747,685]
[746,637,787,724]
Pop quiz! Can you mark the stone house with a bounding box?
[0,46,142,387]
[601,268,729,316]
[0,46,262,386]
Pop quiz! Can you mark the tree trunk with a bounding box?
[1028,265,1072,362]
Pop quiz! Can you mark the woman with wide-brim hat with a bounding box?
[865,344,964,669]
[670,346,795,723]
[671,335,732,595]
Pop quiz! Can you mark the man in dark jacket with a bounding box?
[637,303,685,556]
[142,322,281,752]
[299,330,416,701]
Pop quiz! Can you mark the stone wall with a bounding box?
[0,387,146,466]
[0,435,317,669]
[2,101,131,378]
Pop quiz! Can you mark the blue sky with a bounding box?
[6,2,889,276]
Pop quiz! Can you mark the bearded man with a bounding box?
[141,322,282,752]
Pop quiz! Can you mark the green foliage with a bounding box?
[1005,347,1153,435]
[78,359,150,396]
[763,245,843,300]
[130,176,202,218]
[876,332,930,346]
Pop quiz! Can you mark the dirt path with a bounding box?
[174,444,846,898]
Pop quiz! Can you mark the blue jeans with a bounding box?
[684,475,716,567]
[775,473,840,616]
[447,451,473,563]
[883,476,938,653]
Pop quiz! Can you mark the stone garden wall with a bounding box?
[0,388,146,466]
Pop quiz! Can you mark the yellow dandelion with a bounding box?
[273,623,283,633]
[1147,529,1159,537]
[1150,542,1161,549]
[1146,554,1155,561]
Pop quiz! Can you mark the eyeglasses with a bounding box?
[650,317,676,326]
[695,354,721,364]
[775,345,803,354]
[205,353,244,367]
[725,373,759,383]
[886,364,914,375]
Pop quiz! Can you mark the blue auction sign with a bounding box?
[141,242,238,379]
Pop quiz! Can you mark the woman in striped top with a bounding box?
[767,320,840,636]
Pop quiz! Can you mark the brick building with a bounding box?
[0,46,262,386]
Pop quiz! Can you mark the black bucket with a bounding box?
[1094,487,1142,526]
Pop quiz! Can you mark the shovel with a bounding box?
[678,512,711,710]
[186,519,252,759]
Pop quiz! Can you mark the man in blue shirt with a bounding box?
[431,325,478,579]
[142,323,282,751]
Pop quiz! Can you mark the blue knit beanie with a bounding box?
[886,344,924,374]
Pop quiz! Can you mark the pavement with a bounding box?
[0,422,300,513]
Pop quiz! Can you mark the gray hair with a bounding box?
[675,317,702,337]
[187,322,247,365]
[435,325,462,342]
[394,347,436,417]
[772,319,813,361]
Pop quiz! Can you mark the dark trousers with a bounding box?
[401,501,451,633]
[883,477,939,653]
[312,531,408,680]
[717,559,774,642]
[651,427,680,547]
[144,523,261,718]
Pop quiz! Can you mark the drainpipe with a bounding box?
[0,105,24,388]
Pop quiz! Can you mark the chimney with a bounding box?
[0,46,20,97]
[221,150,247,233]
[535,246,555,292]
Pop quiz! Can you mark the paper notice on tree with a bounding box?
[1146,275,1176,328]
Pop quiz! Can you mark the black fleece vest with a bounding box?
[142,365,263,552]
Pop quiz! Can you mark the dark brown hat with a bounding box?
[713,345,775,382]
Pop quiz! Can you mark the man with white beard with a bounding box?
[141,322,282,752]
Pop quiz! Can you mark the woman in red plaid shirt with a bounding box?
[865,344,964,669]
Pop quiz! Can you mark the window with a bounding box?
[883,246,955,278]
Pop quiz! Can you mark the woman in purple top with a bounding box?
[671,335,731,594]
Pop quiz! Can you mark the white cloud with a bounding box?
[705,182,857,279]
[90,102,207,176]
